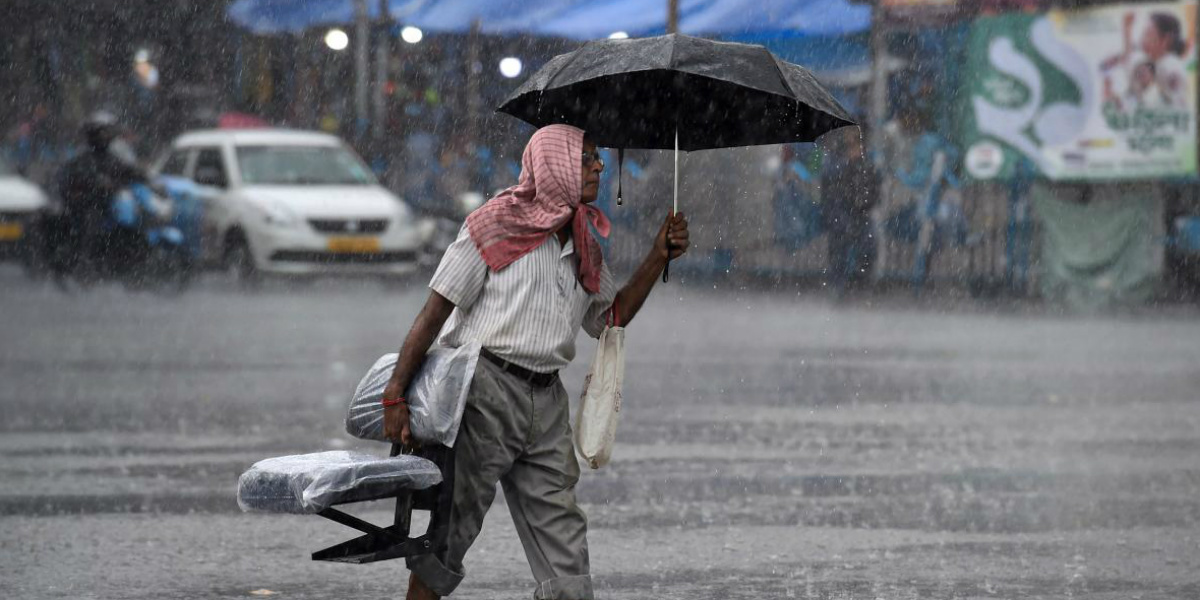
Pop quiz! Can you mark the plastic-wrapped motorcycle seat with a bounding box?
[237,451,442,515]
[346,342,481,448]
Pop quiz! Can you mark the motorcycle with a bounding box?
[41,181,196,295]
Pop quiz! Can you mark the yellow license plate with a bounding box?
[327,236,381,253]
[0,222,22,241]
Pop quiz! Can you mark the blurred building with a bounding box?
[1,0,237,156]
[6,0,1198,307]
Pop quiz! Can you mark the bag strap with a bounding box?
[607,297,621,328]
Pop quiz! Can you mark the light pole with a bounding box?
[372,0,390,151]
[466,19,482,159]
[354,0,369,144]
[869,3,887,155]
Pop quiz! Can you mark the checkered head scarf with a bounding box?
[466,124,611,294]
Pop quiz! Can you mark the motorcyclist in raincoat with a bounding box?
[55,111,155,275]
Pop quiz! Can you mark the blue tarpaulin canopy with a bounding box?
[227,0,871,38]
[227,0,385,34]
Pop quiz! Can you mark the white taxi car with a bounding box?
[0,156,49,267]
[156,129,429,284]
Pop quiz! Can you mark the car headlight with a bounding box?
[257,202,299,228]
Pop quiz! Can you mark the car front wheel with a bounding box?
[225,234,261,290]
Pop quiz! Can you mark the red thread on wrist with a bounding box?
[381,397,407,408]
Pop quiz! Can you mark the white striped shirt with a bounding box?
[430,222,617,373]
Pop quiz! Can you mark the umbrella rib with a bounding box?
[544,46,589,92]
[766,55,806,139]
[767,55,800,102]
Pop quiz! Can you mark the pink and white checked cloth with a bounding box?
[466,124,611,294]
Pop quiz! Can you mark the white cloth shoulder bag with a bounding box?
[575,302,625,469]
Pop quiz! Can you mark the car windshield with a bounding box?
[0,156,14,176]
[236,145,375,185]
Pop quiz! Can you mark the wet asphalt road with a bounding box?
[2,266,1199,600]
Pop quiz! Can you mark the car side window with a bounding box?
[159,150,190,176]
[194,148,228,188]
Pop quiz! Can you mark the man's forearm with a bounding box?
[613,249,668,327]
[388,292,455,394]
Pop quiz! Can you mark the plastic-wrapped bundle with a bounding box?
[237,451,442,514]
[346,342,481,447]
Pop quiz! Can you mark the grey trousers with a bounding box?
[407,357,593,600]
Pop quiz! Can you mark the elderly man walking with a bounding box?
[381,124,690,600]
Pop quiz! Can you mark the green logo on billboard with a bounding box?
[980,73,1032,108]
[967,14,1093,172]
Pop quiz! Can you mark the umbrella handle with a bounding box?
[663,209,673,283]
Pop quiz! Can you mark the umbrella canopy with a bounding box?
[497,34,855,151]
[497,34,856,281]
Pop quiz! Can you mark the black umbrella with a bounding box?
[498,33,857,280]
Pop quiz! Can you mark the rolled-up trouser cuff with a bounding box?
[406,553,465,596]
[534,574,594,600]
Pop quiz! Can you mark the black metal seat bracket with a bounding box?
[310,443,455,565]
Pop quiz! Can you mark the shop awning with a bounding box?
[227,0,871,39]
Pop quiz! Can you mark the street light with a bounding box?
[499,57,523,78]
[608,31,630,39]
[400,26,423,44]
[325,28,349,51]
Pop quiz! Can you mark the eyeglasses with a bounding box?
[581,150,604,168]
